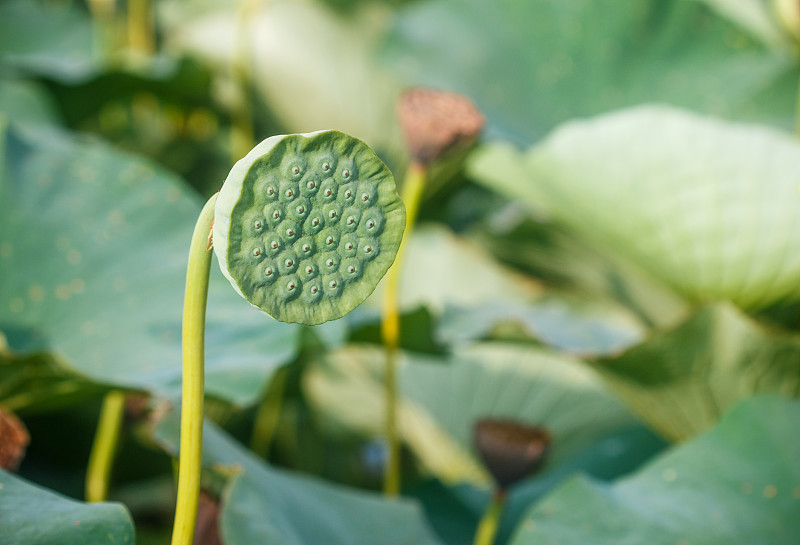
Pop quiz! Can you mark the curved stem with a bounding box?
[86,389,126,502]
[380,162,427,496]
[171,193,217,545]
[472,489,507,545]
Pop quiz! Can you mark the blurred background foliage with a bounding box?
[1,0,800,544]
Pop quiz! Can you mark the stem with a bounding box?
[250,365,288,458]
[380,162,427,496]
[85,390,126,502]
[171,193,217,545]
[231,0,260,163]
[127,0,154,56]
[472,489,507,545]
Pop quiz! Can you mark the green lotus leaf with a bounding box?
[0,468,134,545]
[152,411,443,545]
[214,131,405,325]
[511,396,800,545]
[304,342,640,486]
[469,106,800,310]
[594,303,800,442]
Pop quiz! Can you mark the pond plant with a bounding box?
[174,130,406,544]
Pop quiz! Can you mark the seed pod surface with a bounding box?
[214,131,405,325]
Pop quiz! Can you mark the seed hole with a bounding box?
[347,216,355,225]
[253,248,261,256]
[286,229,295,237]
[364,246,372,253]
[254,220,262,229]
[361,193,369,201]
[311,285,318,293]
[292,166,300,175]
[287,281,296,291]
[348,265,355,273]
[323,162,330,171]
[270,241,279,249]
[273,210,281,219]
[285,259,293,267]
[285,189,294,197]
[367,219,375,228]
[326,236,334,245]
[265,267,274,276]
[296,205,305,214]
[329,210,336,218]
[326,259,334,267]
[267,187,275,195]
[329,280,337,288]
[307,181,315,189]
[343,169,350,178]
[302,244,311,252]
[345,242,353,250]
[305,266,313,274]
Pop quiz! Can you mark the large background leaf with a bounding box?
[0,468,134,545]
[595,303,800,441]
[153,411,443,545]
[469,106,800,310]
[383,0,797,144]
[511,396,800,545]
[305,342,643,486]
[0,123,299,405]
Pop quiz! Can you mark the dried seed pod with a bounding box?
[0,405,30,471]
[214,131,406,325]
[473,418,551,489]
[397,88,485,165]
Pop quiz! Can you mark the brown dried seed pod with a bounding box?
[473,418,551,489]
[397,88,485,165]
[0,405,30,471]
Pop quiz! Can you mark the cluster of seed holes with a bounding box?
[240,152,386,303]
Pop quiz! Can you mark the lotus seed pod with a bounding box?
[397,88,485,165]
[473,418,551,489]
[214,131,406,325]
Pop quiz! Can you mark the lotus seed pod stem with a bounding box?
[173,132,405,545]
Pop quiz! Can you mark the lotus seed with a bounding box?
[323,162,330,171]
[266,267,274,276]
[286,228,295,236]
[254,220,262,229]
[329,210,336,218]
[348,265,355,273]
[311,285,318,293]
[312,218,320,226]
[329,280,337,288]
[273,210,281,219]
[364,246,372,253]
[286,189,294,197]
[362,193,369,201]
[253,248,261,256]
[345,242,353,250]
[367,219,375,229]
[292,166,300,175]
[271,241,279,249]
[287,281,295,290]
[343,169,350,178]
[285,259,293,267]
[324,188,332,197]
[267,187,275,195]
[345,189,352,199]
[326,236,334,244]
[326,258,334,266]
[296,205,304,214]
[305,266,313,274]
[307,181,315,189]
[347,216,355,225]
[302,244,311,252]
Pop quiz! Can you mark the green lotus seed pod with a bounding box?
[214,130,406,325]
